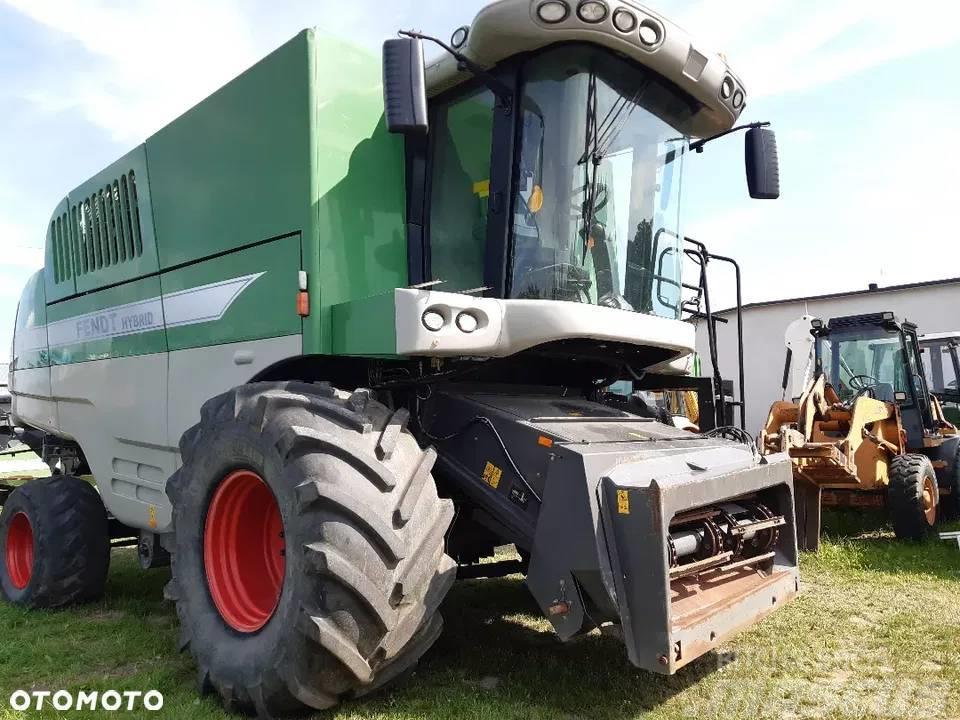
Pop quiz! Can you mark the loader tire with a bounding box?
[0,476,110,607]
[888,454,938,541]
[166,382,455,717]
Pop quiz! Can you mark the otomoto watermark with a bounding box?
[8,689,164,712]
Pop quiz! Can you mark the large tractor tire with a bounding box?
[888,454,939,541]
[0,476,111,607]
[166,382,456,717]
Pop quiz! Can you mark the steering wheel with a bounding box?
[848,374,879,391]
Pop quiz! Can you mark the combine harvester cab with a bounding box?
[4,0,797,713]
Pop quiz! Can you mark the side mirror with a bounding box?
[745,127,780,199]
[383,38,428,135]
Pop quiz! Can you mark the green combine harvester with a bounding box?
[3,0,798,715]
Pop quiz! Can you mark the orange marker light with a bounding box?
[538,435,554,448]
[297,291,310,317]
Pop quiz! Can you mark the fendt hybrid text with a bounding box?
[3,1,798,714]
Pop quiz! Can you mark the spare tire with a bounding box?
[165,382,455,716]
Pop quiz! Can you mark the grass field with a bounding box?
[2,452,959,720]
[1,508,958,720]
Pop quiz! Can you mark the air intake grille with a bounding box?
[57,170,144,281]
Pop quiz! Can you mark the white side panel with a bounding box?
[47,335,302,534]
[395,289,694,362]
[167,334,303,456]
[784,316,816,401]
[53,354,174,532]
[10,366,57,433]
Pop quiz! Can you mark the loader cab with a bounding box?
[920,334,960,425]
[812,313,934,446]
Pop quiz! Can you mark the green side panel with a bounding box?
[47,276,166,365]
[13,271,49,369]
[67,146,161,294]
[43,197,76,302]
[330,292,397,357]
[304,33,409,356]
[161,235,303,351]
[146,33,314,270]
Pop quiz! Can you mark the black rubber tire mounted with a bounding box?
[0,475,111,607]
[165,381,456,717]
[888,454,939,541]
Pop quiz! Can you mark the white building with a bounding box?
[695,277,960,437]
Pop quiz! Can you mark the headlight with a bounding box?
[456,312,479,334]
[537,1,570,23]
[638,19,663,46]
[721,77,734,100]
[577,1,608,24]
[422,310,445,332]
[732,90,744,108]
[612,9,637,33]
[451,26,469,49]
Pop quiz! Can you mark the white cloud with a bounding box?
[1,0,464,144]
[675,0,960,99]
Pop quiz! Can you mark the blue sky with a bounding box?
[1,0,959,359]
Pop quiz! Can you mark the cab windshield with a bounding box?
[817,327,911,404]
[509,46,694,319]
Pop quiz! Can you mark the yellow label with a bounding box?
[482,461,503,489]
[617,489,630,515]
[473,179,491,198]
[148,505,158,529]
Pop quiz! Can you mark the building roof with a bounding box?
[713,276,960,316]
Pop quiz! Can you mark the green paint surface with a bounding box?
[29,28,410,366]
[306,34,409,356]
[12,271,49,369]
[146,35,313,272]
[68,146,161,294]
[161,235,303,351]
[330,291,397,357]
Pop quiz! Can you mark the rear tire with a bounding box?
[0,476,111,607]
[166,382,455,716]
[888,454,939,541]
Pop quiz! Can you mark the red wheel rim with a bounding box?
[6,512,34,590]
[204,470,285,632]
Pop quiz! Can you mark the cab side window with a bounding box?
[428,88,494,291]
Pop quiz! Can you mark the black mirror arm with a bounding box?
[399,30,513,109]
[689,121,771,154]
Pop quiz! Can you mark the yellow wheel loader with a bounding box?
[761,312,960,550]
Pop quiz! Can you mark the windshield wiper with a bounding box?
[577,74,647,265]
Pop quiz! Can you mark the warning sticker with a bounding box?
[617,489,630,515]
[482,461,503,489]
